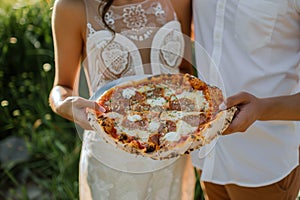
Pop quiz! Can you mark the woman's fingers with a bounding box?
[70,97,107,130]
[95,103,106,113]
[72,97,106,112]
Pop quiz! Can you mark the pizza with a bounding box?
[87,73,236,160]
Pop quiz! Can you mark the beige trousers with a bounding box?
[201,148,300,200]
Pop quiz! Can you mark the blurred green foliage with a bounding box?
[0,0,81,199]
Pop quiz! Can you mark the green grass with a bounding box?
[0,0,81,199]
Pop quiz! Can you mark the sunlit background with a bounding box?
[0,0,81,199]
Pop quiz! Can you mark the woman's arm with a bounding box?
[222,92,300,134]
[171,0,194,75]
[49,0,100,130]
[51,0,85,90]
[171,0,192,37]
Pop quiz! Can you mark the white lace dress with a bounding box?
[79,0,194,199]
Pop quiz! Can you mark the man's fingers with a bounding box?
[224,92,252,108]
[222,106,250,135]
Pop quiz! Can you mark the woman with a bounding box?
[49,0,194,199]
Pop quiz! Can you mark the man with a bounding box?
[191,1,300,199]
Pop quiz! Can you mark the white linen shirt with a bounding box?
[192,0,300,187]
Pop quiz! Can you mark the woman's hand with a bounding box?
[222,92,263,135]
[58,96,106,130]
[49,86,105,130]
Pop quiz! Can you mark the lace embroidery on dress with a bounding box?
[100,42,129,77]
[161,30,183,67]
[151,20,184,74]
[151,2,166,24]
[93,1,168,41]
[85,27,139,90]
[104,10,115,28]
[122,4,153,41]
[87,23,97,38]
[123,4,148,29]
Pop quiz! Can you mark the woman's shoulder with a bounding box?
[53,0,85,15]
[52,0,86,29]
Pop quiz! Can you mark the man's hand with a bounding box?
[222,92,263,135]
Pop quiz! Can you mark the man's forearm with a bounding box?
[259,93,300,121]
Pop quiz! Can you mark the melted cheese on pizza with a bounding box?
[160,111,202,121]
[163,121,197,142]
[176,90,208,111]
[122,87,136,99]
[127,114,142,122]
[146,97,167,107]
